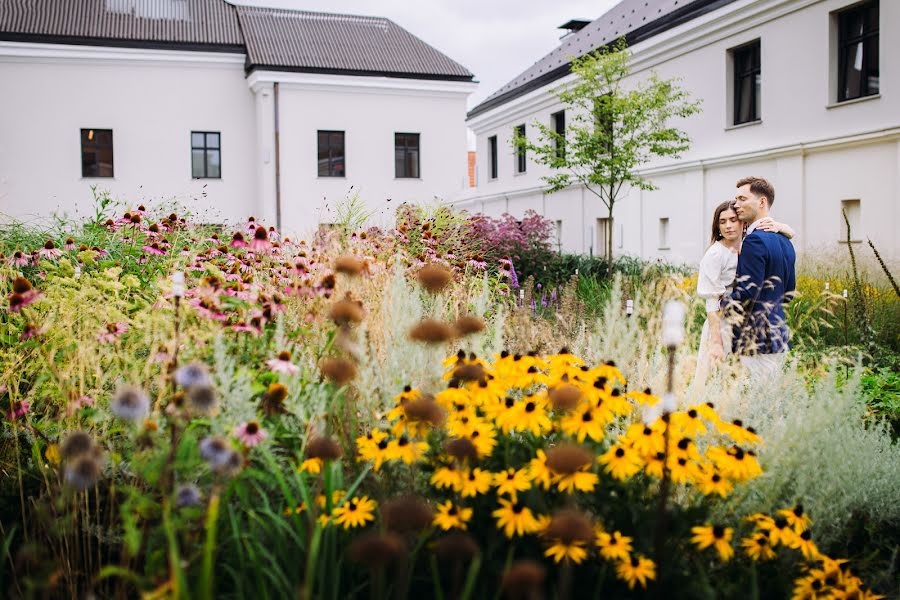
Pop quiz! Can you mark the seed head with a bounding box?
[548,385,582,411]
[453,315,486,336]
[501,560,546,600]
[60,431,95,460]
[348,532,406,569]
[64,454,102,491]
[403,396,446,426]
[334,255,367,276]
[431,533,479,564]
[444,438,478,462]
[382,495,434,534]
[545,444,592,475]
[409,319,454,344]
[186,384,218,415]
[305,435,343,460]
[542,510,594,544]
[416,264,452,293]
[110,385,150,421]
[328,299,365,326]
[320,357,357,385]
[174,362,211,389]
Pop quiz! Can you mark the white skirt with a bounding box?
[694,317,733,385]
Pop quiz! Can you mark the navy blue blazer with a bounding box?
[727,229,796,355]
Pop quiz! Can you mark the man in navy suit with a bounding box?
[728,176,796,381]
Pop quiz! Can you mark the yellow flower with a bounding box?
[433,500,473,531]
[555,469,599,493]
[757,515,796,547]
[544,539,588,564]
[491,498,540,538]
[299,457,323,474]
[386,435,428,464]
[430,465,463,491]
[493,468,531,498]
[717,419,762,446]
[597,530,633,561]
[598,445,643,481]
[506,396,552,436]
[741,532,776,561]
[527,449,553,490]
[777,505,812,533]
[356,429,390,470]
[616,555,656,589]
[695,468,733,498]
[559,404,609,442]
[787,529,820,560]
[623,422,665,457]
[45,443,61,466]
[670,408,708,436]
[690,525,734,561]
[332,495,376,529]
[458,468,492,497]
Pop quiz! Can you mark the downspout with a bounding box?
[273,82,282,231]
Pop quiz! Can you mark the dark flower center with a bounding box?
[712,526,725,538]
[615,448,625,458]
[246,422,259,435]
[582,412,593,422]
[525,402,536,413]
[505,397,515,408]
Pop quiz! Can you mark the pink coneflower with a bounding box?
[5,400,30,421]
[233,421,268,447]
[37,240,63,260]
[9,251,30,268]
[142,242,167,255]
[98,322,128,343]
[63,237,77,251]
[267,351,299,375]
[8,277,41,313]
[20,322,47,340]
[466,257,487,270]
[91,246,109,257]
[66,395,95,416]
[231,232,249,249]
[249,226,270,252]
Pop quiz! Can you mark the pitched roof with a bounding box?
[468,0,739,119]
[0,0,474,81]
[235,6,473,80]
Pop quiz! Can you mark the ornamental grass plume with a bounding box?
[381,495,434,534]
[416,263,452,293]
[409,319,454,343]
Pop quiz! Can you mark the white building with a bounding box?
[459,0,899,262]
[0,0,476,236]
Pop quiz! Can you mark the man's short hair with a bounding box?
[736,176,775,207]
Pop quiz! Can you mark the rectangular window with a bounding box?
[551,110,565,159]
[395,132,420,178]
[595,217,610,257]
[555,220,563,253]
[191,131,221,179]
[488,135,498,180]
[514,124,526,173]
[659,217,670,249]
[317,130,345,177]
[840,199,861,242]
[81,128,114,178]
[837,1,879,102]
[732,40,761,125]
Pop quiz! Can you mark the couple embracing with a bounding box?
[694,176,797,384]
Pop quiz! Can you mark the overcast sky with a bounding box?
[229,0,620,109]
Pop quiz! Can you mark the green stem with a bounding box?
[200,488,221,600]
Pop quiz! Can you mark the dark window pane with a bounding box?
[192,132,205,148]
[192,149,205,178]
[206,149,220,178]
[488,136,498,179]
[838,1,878,102]
[317,130,345,177]
[732,41,760,124]
[81,128,113,178]
[394,133,419,178]
[515,125,526,173]
[207,133,220,149]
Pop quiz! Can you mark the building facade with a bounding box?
[458,0,899,262]
[0,0,475,236]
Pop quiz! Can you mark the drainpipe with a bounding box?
[273,82,282,231]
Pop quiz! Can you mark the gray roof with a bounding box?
[0,0,474,81]
[468,0,739,118]
[235,6,473,80]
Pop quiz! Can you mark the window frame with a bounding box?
[488,135,498,180]
[394,132,421,179]
[731,39,761,126]
[80,128,114,178]
[317,130,346,178]
[551,110,566,159]
[191,131,222,179]
[514,124,527,174]
[836,0,879,103]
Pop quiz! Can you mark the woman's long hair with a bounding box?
[709,200,737,246]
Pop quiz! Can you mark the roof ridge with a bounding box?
[234,5,389,25]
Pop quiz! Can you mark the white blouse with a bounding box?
[697,241,738,313]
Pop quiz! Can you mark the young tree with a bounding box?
[515,39,701,265]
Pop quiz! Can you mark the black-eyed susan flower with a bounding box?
[670,407,708,436]
[778,504,812,533]
[492,498,540,538]
[668,455,700,485]
[718,418,762,446]
[623,422,665,457]
[433,500,472,531]
[386,435,427,464]
[332,496,377,529]
[696,468,733,498]
[546,444,598,493]
[741,532,776,561]
[430,465,463,491]
[542,510,594,565]
[788,529,821,560]
[644,452,666,479]
[544,539,588,564]
[493,468,531,498]
[458,468,492,498]
[357,433,391,471]
[758,515,797,547]
[690,525,734,561]
[299,457,323,474]
[560,403,608,442]
[598,444,643,481]
[597,530,633,561]
[506,396,552,436]
[616,555,656,589]
[527,449,553,490]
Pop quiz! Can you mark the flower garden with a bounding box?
[1,197,898,599]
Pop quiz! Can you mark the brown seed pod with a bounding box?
[381,495,434,534]
[348,532,406,569]
[452,363,486,382]
[305,435,343,460]
[501,559,547,600]
[12,277,33,294]
[545,444,593,475]
[403,396,446,426]
[60,431,95,460]
[416,264,452,293]
[444,438,478,462]
[328,299,365,326]
[320,357,357,385]
[542,510,594,544]
[431,533,479,563]
[408,319,454,344]
[548,384,582,411]
[453,315,486,336]
[334,255,366,276]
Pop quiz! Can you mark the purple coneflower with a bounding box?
[231,232,249,249]
[5,400,30,421]
[20,323,47,340]
[110,385,150,421]
[249,226,270,252]
[8,277,41,313]
[98,322,128,343]
[233,421,268,447]
[142,242,167,255]
[63,237,77,251]
[267,351,299,375]
[9,250,30,268]
[37,240,63,260]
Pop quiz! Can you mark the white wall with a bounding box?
[0,43,257,225]
[460,0,900,262]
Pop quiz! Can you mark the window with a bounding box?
[659,217,670,249]
[555,220,563,253]
[732,40,761,125]
[840,199,861,242]
[395,133,420,178]
[595,217,610,257]
[551,110,566,159]
[81,128,113,178]
[514,124,526,174]
[317,130,345,177]
[191,131,221,179]
[837,1,879,102]
[488,135,498,180]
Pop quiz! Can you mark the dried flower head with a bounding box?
[334,255,367,276]
[453,315,486,337]
[186,384,218,415]
[409,319,454,344]
[549,385,582,411]
[382,495,434,534]
[444,438,478,462]
[174,362,211,389]
[12,277,33,294]
[416,264,452,293]
[60,431,95,460]
[452,363,486,382]
[545,444,593,475]
[501,560,546,600]
[328,299,365,326]
[306,435,343,460]
[543,510,594,544]
[64,454,102,491]
[348,532,406,569]
[260,383,290,416]
[320,357,357,385]
[110,385,150,421]
[431,533,479,563]
[403,396,446,426]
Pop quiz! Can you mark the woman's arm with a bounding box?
[697,247,727,359]
[755,217,796,239]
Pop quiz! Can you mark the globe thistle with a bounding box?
[186,384,218,415]
[64,454,102,491]
[175,483,203,508]
[110,385,150,421]
[174,362,210,389]
[60,431,95,460]
[199,436,233,469]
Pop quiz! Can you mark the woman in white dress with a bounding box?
[694,201,795,383]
